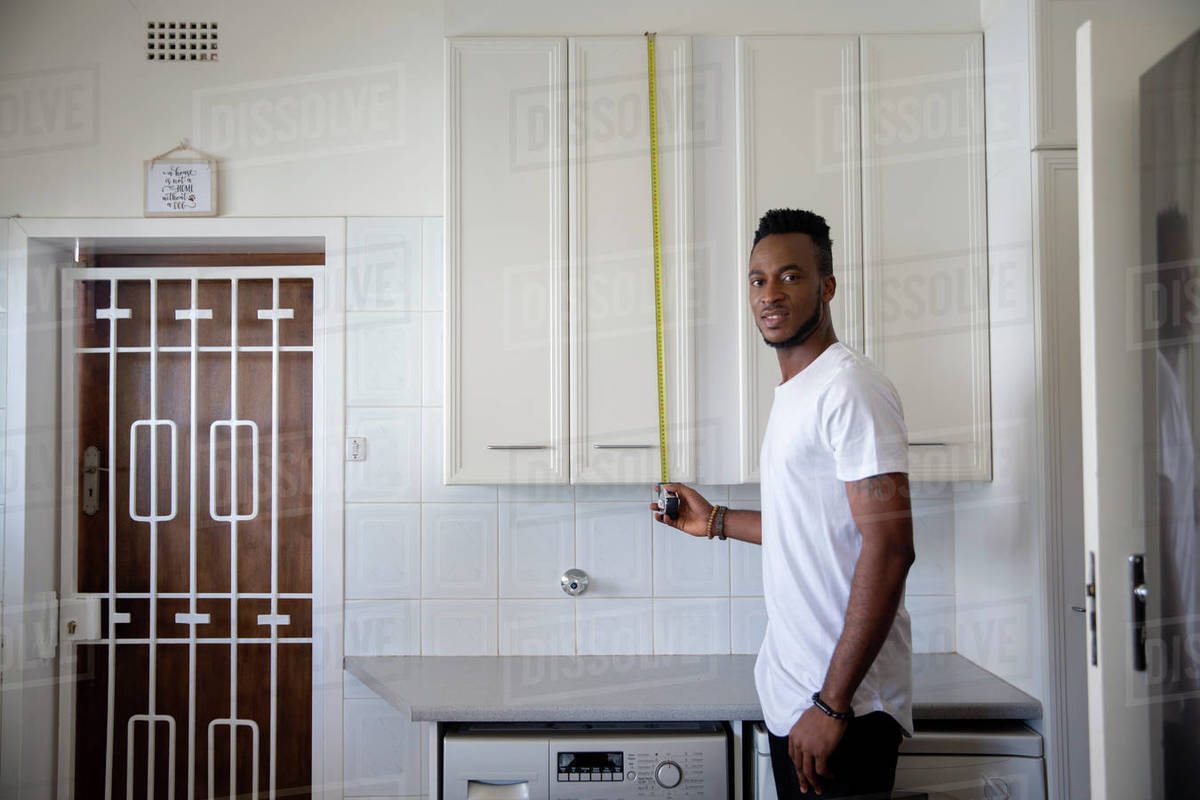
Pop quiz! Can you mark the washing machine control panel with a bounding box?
[549,726,726,799]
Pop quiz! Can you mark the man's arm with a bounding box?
[650,483,763,545]
[821,471,915,707]
[786,471,914,794]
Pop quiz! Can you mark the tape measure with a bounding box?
[646,32,669,484]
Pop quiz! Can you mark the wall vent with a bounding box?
[146,21,219,62]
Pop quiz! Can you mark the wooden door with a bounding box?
[62,271,314,800]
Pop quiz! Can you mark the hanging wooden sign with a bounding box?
[144,139,218,217]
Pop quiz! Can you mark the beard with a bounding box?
[761,294,824,350]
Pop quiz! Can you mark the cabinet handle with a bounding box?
[486,445,549,450]
[909,442,948,447]
[592,444,658,450]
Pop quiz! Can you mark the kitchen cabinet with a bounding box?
[568,36,694,484]
[445,36,694,485]
[734,35,864,481]
[445,38,568,484]
[735,34,991,482]
[860,34,990,482]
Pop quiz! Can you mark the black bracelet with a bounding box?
[811,692,854,721]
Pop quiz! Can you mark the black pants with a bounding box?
[769,712,904,799]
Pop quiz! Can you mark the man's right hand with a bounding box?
[650,483,713,538]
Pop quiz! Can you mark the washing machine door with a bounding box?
[894,754,1046,800]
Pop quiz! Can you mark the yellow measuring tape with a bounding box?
[646,32,669,484]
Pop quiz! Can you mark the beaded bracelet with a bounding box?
[705,505,720,539]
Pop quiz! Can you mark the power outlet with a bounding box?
[346,436,366,462]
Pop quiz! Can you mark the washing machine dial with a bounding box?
[654,760,682,789]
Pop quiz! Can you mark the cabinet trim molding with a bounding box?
[735,35,862,482]
[860,34,992,482]
[445,37,570,483]
[568,36,695,484]
[1032,149,1084,800]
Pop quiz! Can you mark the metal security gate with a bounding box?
[58,269,318,800]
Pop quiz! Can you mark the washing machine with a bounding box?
[751,720,1045,799]
[444,721,730,800]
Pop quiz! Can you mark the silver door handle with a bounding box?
[592,444,657,450]
[486,445,548,450]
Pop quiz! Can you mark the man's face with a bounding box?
[747,232,834,349]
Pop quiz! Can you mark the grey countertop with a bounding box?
[345,653,1041,723]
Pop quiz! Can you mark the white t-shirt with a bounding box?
[753,342,914,737]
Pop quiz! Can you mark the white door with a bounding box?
[1077,18,1200,799]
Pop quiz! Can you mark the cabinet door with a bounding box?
[860,34,991,481]
[569,36,694,484]
[735,35,863,481]
[445,38,569,483]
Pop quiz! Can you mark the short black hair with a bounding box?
[752,208,834,276]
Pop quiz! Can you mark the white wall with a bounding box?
[0,2,985,798]
[957,0,1038,701]
[338,217,960,797]
[0,0,979,220]
[0,0,444,217]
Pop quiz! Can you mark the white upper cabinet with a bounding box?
[735,35,862,481]
[860,34,991,481]
[569,36,694,484]
[446,36,693,484]
[445,38,569,484]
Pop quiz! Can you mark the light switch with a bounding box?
[346,436,367,462]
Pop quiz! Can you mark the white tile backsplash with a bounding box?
[421,311,443,406]
[654,597,731,655]
[499,483,575,503]
[574,484,654,502]
[909,493,957,596]
[907,595,956,654]
[421,408,498,502]
[346,217,422,312]
[499,503,575,598]
[346,311,421,406]
[499,599,575,655]
[345,408,421,502]
[345,504,421,599]
[653,527,729,596]
[577,598,653,655]
[422,503,498,598]
[343,697,423,796]
[421,217,443,311]
[729,539,763,596]
[574,503,652,597]
[730,596,768,654]
[729,483,760,503]
[345,599,420,656]
[421,599,498,655]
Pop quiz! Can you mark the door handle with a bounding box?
[82,445,109,517]
[1087,551,1097,667]
[1130,553,1147,672]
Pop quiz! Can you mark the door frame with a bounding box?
[1,217,346,800]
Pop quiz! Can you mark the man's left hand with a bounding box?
[787,705,848,795]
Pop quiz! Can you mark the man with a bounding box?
[652,209,915,798]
